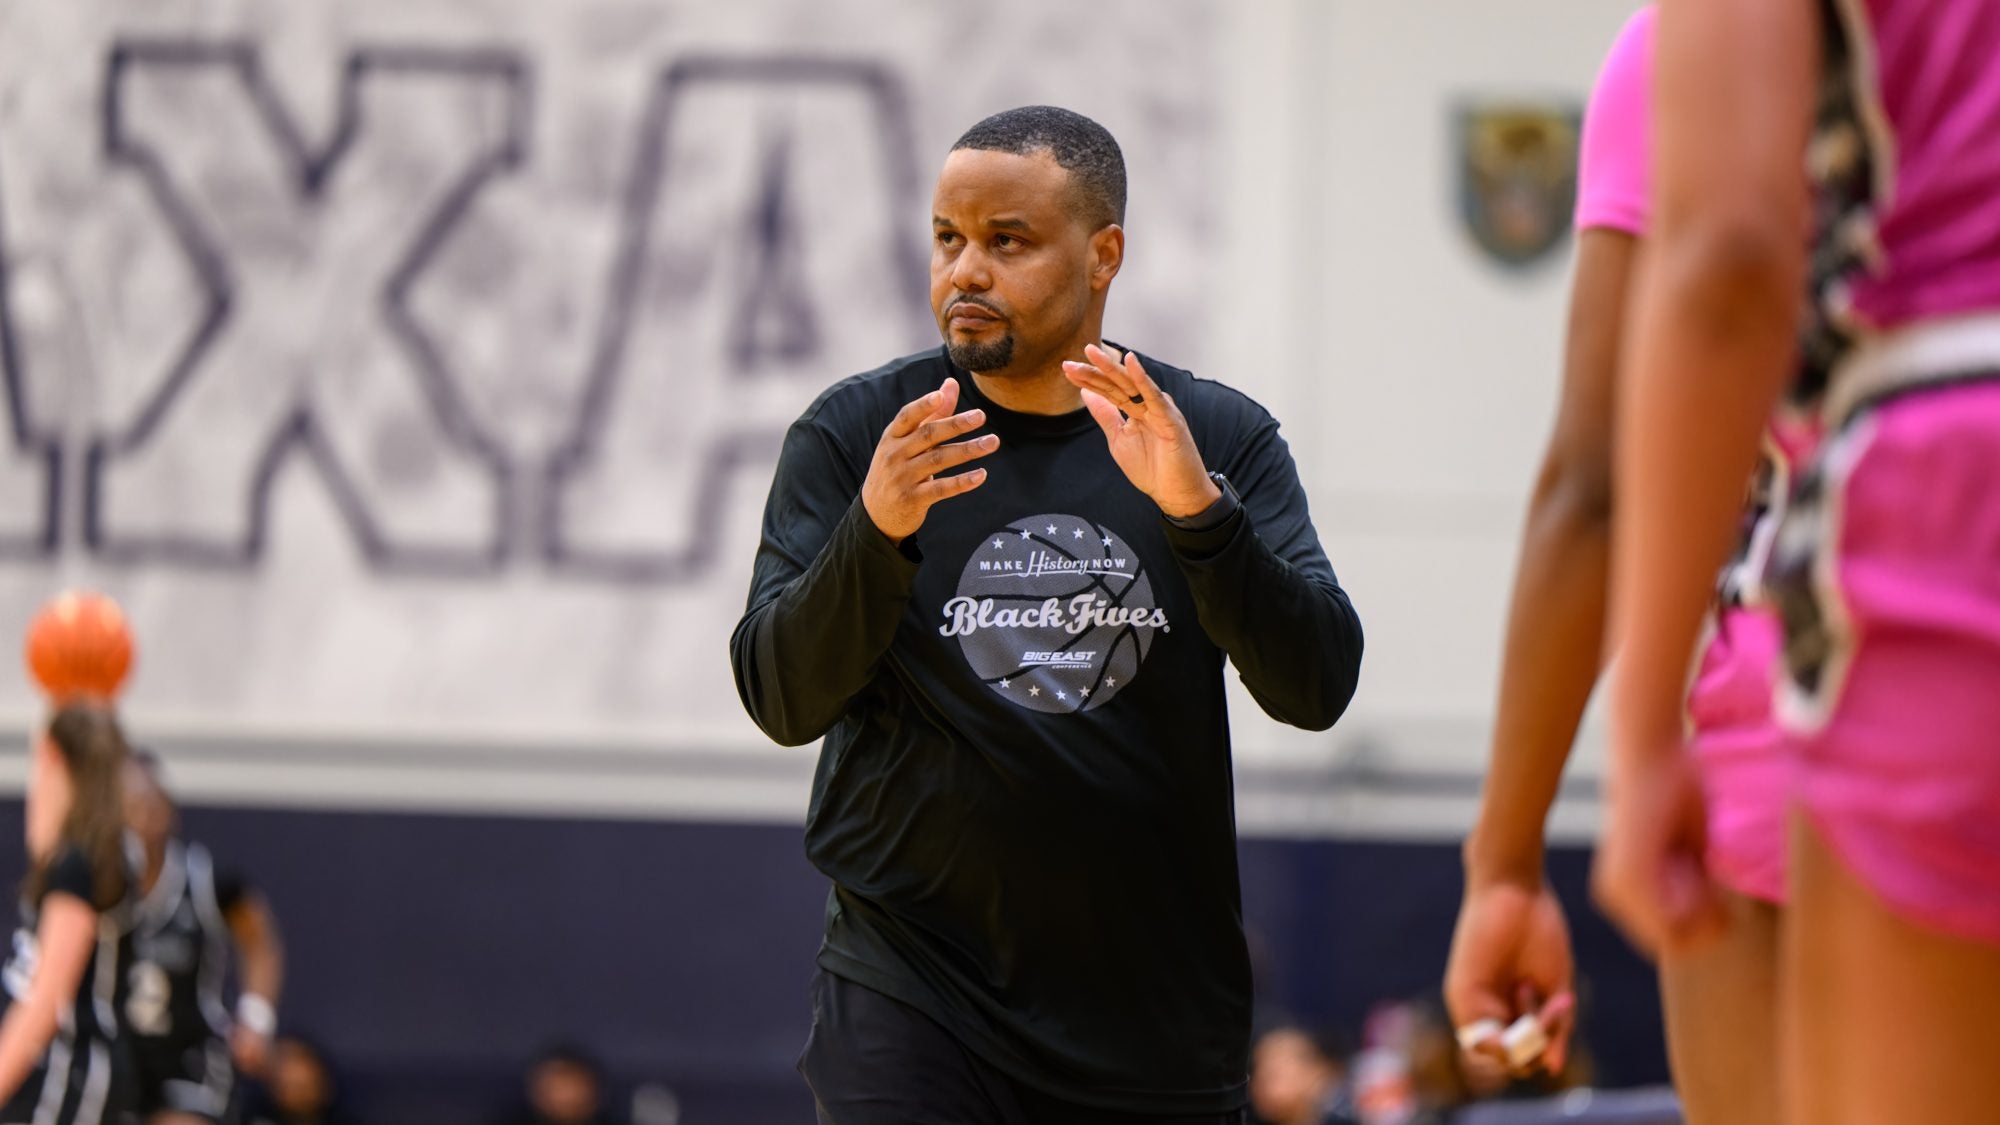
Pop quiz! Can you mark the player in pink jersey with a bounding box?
[1446,9,1788,1122]
[1595,0,2000,1121]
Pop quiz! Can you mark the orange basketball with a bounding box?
[24,590,134,703]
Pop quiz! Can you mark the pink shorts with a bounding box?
[1686,606,1789,905]
[1774,379,2000,945]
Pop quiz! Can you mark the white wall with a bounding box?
[0,0,1645,838]
[1210,1,1637,837]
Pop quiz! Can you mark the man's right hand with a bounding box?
[1444,872,1577,1075]
[862,377,998,545]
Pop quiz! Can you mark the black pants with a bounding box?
[798,969,1248,1125]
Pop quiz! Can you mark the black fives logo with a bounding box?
[940,513,1170,715]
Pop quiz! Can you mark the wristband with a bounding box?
[237,994,277,1037]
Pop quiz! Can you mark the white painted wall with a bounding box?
[0,0,1646,837]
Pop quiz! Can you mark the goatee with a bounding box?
[946,334,1015,373]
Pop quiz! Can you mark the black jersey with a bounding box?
[0,846,136,1125]
[732,347,1363,1113]
[127,841,241,1123]
[128,842,238,1053]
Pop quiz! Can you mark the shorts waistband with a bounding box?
[1827,311,2000,424]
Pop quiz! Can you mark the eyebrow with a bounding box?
[931,216,1036,232]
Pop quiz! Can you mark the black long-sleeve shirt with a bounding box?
[731,346,1362,1114]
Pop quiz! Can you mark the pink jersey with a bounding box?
[1573,6,1653,235]
[1810,0,2000,348]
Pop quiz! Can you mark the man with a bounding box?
[124,753,286,1125]
[731,105,1363,1123]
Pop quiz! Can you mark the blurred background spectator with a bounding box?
[493,1045,625,1125]
[245,1036,357,1125]
[1252,1023,1360,1125]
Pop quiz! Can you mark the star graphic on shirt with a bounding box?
[1045,523,1058,534]
[1019,529,1032,540]
[1029,685,1041,697]
[1105,676,1118,687]
[999,678,1010,689]
[1078,687,1090,698]
[1056,690,1068,701]
[1071,528,1084,539]
[992,539,1004,549]
[1102,536,1114,547]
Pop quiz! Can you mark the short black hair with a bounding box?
[531,1042,603,1081]
[951,105,1126,230]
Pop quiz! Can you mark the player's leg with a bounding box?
[149,1113,215,1125]
[798,970,1007,1125]
[1662,604,1786,1125]
[1657,890,1780,1125]
[1782,814,2000,1125]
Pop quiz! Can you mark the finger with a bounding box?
[1514,981,1541,1018]
[1081,343,1146,401]
[1444,973,1515,1029]
[1064,363,1143,411]
[1121,348,1162,401]
[1081,341,1130,382]
[1121,351,1190,432]
[906,408,988,454]
[1538,992,1577,1074]
[912,466,988,504]
[1077,388,1128,440]
[885,378,958,440]
[1455,1018,1506,1063]
[914,434,1000,477]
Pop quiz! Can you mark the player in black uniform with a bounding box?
[122,754,284,1125]
[731,106,1364,1123]
[0,703,137,1125]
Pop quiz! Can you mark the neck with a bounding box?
[970,365,1083,415]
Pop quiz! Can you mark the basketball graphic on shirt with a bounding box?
[942,514,1170,714]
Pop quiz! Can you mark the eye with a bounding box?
[935,231,961,247]
[994,234,1022,249]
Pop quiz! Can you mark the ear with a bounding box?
[1088,224,1124,291]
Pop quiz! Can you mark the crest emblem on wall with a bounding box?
[1455,102,1581,268]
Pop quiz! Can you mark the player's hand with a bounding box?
[231,1026,273,1078]
[1591,744,1730,960]
[861,377,997,545]
[1445,873,1577,1076]
[1063,344,1220,519]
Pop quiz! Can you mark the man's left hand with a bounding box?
[1064,344,1221,519]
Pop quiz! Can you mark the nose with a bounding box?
[949,241,992,293]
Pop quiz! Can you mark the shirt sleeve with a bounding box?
[1165,396,1363,732]
[41,847,96,907]
[1573,5,1655,235]
[730,413,922,747]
